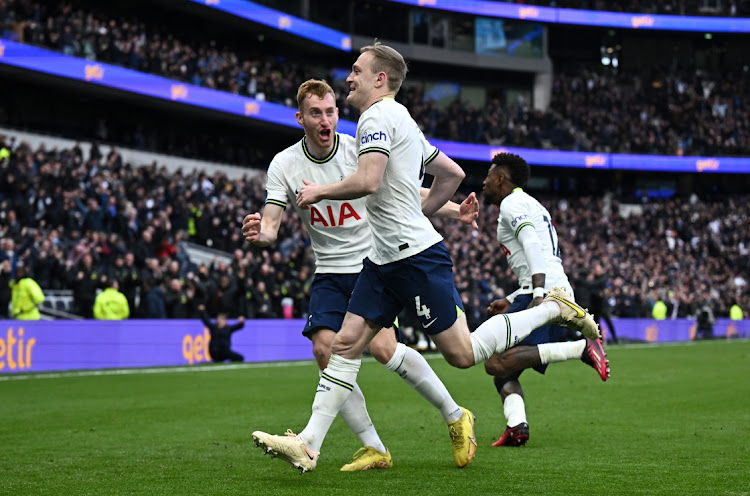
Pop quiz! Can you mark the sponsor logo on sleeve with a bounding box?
[511,214,529,227]
[361,131,387,145]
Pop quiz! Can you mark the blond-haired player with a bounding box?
[243,79,479,471]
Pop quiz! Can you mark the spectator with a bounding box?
[67,252,99,318]
[164,277,191,318]
[10,264,45,320]
[141,277,167,318]
[695,299,716,340]
[108,253,140,313]
[0,259,12,318]
[652,296,668,320]
[198,304,246,363]
[576,263,619,344]
[5,0,749,158]
[730,302,744,320]
[93,279,130,320]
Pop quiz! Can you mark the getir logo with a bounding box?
[631,16,655,28]
[244,102,260,116]
[278,16,292,29]
[518,7,540,19]
[171,84,188,101]
[182,327,212,364]
[0,327,36,371]
[84,64,104,81]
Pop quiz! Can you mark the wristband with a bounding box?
[532,287,545,299]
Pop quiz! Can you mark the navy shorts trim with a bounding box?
[507,294,573,374]
[302,273,359,339]
[347,241,464,335]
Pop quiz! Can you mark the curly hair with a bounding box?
[491,152,530,188]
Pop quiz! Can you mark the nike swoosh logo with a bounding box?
[423,318,438,328]
[550,295,585,317]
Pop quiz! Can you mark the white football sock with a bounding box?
[538,340,586,364]
[338,381,387,453]
[504,393,527,427]
[385,343,463,423]
[471,302,559,364]
[298,354,361,452]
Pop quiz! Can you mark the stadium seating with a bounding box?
[3,0,748,157]
[1,131,748,320]
[1,1,748,322]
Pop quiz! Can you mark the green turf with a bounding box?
[1,340,749,495]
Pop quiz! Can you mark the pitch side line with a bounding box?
[0,338,746,382]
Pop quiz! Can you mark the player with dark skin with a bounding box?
[480,154,608,446]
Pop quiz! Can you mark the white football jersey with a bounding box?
[496,189,573,295]
[265,133,370,274]
[356,98,443,264]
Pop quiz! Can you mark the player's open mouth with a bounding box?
[320,129,331,140]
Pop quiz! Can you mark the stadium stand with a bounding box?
[0,0,748,324]
[518,0,750,17]
[1,130,748,320]
[3,0,748,157]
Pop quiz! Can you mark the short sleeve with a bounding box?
[264,155,288,209]
[418,128,439,165]
[357,108,391,158]
[501,196,534,238]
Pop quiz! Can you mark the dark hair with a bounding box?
[491,152,530,188]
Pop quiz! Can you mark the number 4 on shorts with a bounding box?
[415,296,431,319]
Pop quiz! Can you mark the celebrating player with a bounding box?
[252,42,599,473]
[243,79,479,471]
[481,152,610,447]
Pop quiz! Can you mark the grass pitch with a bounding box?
[1,339,749,495]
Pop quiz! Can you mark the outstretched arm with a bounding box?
[421,189,479,229]
[242,204,284,247]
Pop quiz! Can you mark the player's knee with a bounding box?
[443,350,474,369]
[312,342,331,369]
[484,354,506,376]
[367,341,391,364]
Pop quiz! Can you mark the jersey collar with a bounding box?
[301,133,340,164]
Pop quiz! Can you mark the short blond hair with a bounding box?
[360,41,408,93]
[296,79,336,110]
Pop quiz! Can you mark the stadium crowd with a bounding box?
[1,134,748,323]
[521,0,750,17]
[2,0,749,158]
